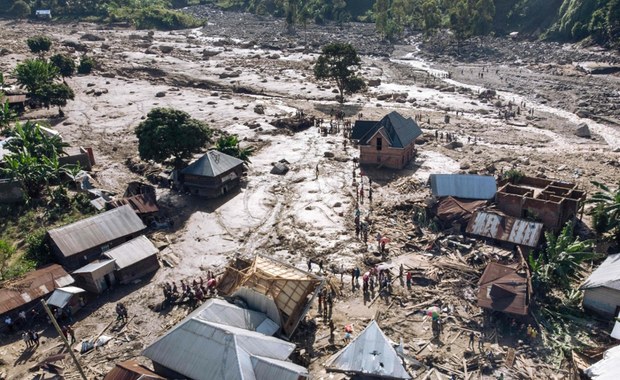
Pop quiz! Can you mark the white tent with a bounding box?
[325,320,411,379]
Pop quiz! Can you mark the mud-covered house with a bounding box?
[178,150,244,198]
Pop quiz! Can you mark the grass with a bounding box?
[0,199,94,280]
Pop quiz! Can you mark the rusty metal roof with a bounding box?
[48,205,146,258]
[466,211,543,248]
[107,194,159,215]
[103,360,164,380]
[103,235,158,269]
[0,264,74,315]
[477,262,530,316]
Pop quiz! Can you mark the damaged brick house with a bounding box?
[496,176,585,232]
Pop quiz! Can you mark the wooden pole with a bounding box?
[40,300,88,380]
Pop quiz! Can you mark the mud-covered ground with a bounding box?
[0,6,619,380]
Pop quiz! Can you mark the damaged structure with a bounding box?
[47,205,146,270]
[325,320,410,379]
[496,176,584,232]
[103,360,165,380]
[352,111,422,169]
[217,255,324,338]
[142,298,308,380]
[0,264,74,317]
[466,211,544,248]
[581,253,620,317]
[477,262,531,316]
[71,260,116,294]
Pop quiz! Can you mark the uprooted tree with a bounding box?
[314,42,365,103]
[135,107,212,168]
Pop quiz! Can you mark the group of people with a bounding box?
[115,302,128,323]
[21,329,40,349]
[161,273,218,309]
[61,324,76,344]
[316,287,334,322]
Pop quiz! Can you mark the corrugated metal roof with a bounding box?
[181,150,244,178]
[435,196,486,224]
[466,211,543,248]
[102,235,158,269]
[251,355,309,380]
[48,205,146,258]
[46,286,85,309]
[585,344,620,380]
[351,120,378,140]
[581,253,620,291]
[142,318,303,380]
[0,264,74,315]
[107,194,159,215]
[103,360,165,380]
[358,111,422,148]
[477,262,529,316]
[325,320,410,379]
[72,260,116,275]
[430,174,497,200]
[195,299,279,336]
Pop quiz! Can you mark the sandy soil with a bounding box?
[0,10,619,380]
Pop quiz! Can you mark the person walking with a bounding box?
[29,329,39,347]
[469,331,475,350]
[66,325,76,344]
[406,271,412,289]
[22,331,32,348]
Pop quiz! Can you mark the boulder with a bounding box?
[367,78,381,87]
[254,105,265,114]
[270,162,289,175]
[324,151,335,158]
[376,93,391,101]
[575,123,591,138]
[80,33,105,41]
[155,91,166,98]
[62,39,87,52]
[159,45,174,54]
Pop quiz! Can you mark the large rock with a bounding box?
[270,162,289,175]
[575,123,591,138]
[367,78,381,87]
[159,45,174,54]
[80,33,105,41]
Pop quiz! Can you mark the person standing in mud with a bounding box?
[315,163,319,179]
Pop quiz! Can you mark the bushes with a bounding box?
[25,228,52,266]
[77,55,96,74]
[10,0,30,19]
[50,54,76,77]
[27,36,52,55]
[108,6,203,30]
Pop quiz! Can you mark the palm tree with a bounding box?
[588,181,620,243]
[214,134,254,165]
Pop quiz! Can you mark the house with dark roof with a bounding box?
[477,262,531,316]
[179,150,244,198]
[47,205,146,270]
[352,111,422,169]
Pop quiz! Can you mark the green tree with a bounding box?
[50,54,76,78]
[606,0,620,46]
[2,122,70,199]
[10,0,31,19]
[13,59,60,95]
[471,0,495,36]
[135,107,212,167]
[449,0,472,47]
[421,0,441,35]
[587,181,620,243]
[27,36,53,55]
[214,134,254,164]
[36,82,75,114]
[529,222,597,291]
[314,42,365,103]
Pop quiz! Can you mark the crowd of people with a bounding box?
[161,272,218,309]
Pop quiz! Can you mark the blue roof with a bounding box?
[430,174,497,200]
[351,120,377,141]
[358,111,422,148]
